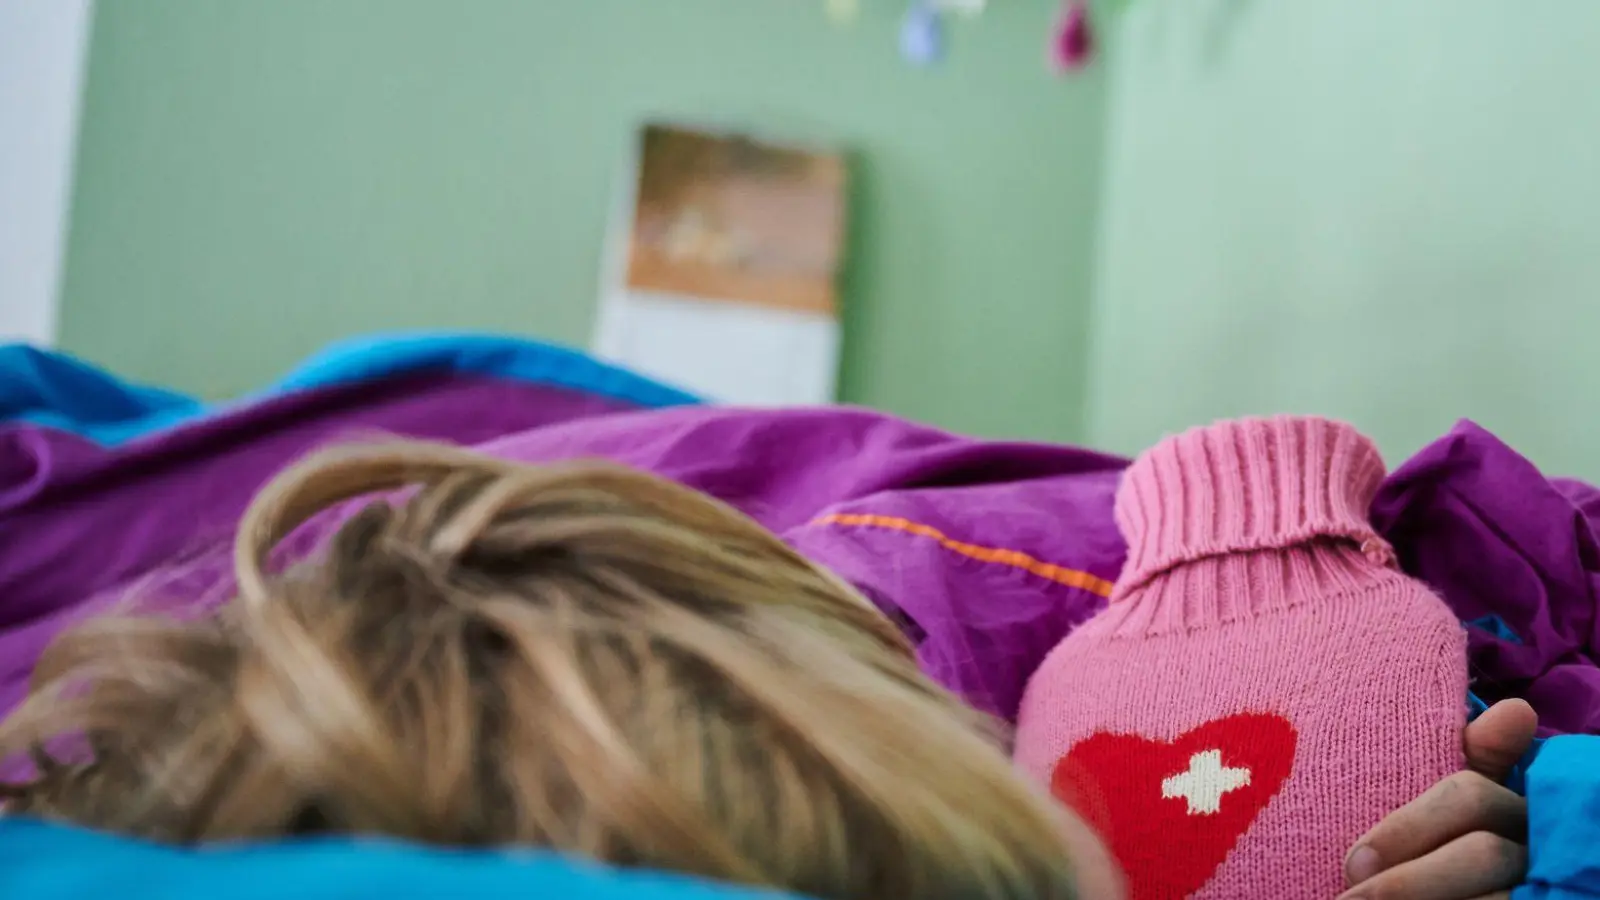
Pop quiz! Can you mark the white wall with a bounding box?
[0,0,93,347]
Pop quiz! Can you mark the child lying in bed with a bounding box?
[0,420,1535,900]
[0,440,1115,900]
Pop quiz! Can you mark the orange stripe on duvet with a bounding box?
[811,513,1115,598]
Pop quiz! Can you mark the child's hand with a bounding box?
[1338,699,1538,900]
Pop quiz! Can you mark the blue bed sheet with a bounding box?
[0,819,794,900]
[0,334,700,446]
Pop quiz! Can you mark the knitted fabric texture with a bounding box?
[1014,417,1466,900]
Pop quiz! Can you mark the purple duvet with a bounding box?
[0,358,1595,737]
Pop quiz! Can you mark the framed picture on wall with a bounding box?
[595,122,849,406]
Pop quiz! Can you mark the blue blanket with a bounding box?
[0,820,793,900]
[1517,735,1600,899]
[0,333,699,445]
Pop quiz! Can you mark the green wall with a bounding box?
[1087,0,1600,476]
[60,0,1106,443]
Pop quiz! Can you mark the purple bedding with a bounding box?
[1,348,1596,737]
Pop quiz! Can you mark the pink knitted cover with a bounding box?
[1015,417,1466,900]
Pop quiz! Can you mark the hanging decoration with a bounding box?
[1049,0,1095,72]
[818,0,1114,75]
[899,1,944,68]
[824,0,861,28]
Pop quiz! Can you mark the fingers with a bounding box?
[1339,709,1537,900]
[1337,831,1526,900]
[1346,771,1527,886]
[1463,699,1539,782]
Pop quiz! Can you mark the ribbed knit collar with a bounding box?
[1111,417,1394,603]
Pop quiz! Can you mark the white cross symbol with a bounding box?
[1161,749,1252,816]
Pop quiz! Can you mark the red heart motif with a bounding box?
[1051,713,1297,900]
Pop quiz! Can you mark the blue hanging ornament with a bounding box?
[900,1,944,67]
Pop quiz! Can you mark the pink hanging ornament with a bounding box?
[1049,1,1095,73]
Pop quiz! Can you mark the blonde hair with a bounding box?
[0,441,1078,899]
